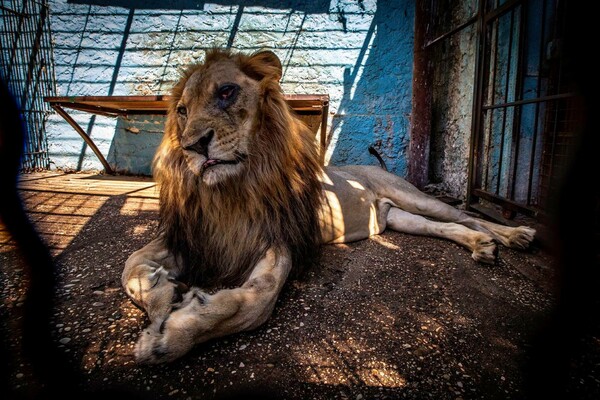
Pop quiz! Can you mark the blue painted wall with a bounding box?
[47,0,414,175]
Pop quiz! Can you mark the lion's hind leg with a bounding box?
[385,207,498,264]
[362,167,536,251]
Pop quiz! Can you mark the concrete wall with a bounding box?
[47,0,414,175]
[429,2,476,200]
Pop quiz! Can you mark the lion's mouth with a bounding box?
[201,152,247,173]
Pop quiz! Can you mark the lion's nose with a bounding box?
[182,129,214,157]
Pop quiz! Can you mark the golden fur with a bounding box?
[152,49,323,288]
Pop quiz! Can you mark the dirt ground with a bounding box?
[1,171,598,399]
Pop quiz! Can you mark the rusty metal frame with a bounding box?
[421,0,578,222]
[465,0,579,222]
[49,104,114,174]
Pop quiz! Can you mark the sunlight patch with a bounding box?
[293,336,406,388]
[370,235,400,250]
[347,179,365,190]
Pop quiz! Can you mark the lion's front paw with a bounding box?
[471,235,498,264]
[134,288,209,364]
[134,316,195,364]
[508,226,536,250]
[135,323,170,364]
[125,266,190,323]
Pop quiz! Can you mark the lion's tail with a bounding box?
[368,146,388,171]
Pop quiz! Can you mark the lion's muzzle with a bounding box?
[182,129,214,157]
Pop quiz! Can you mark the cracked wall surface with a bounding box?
[429,2,476,200]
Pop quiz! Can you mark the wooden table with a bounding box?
[44,94,329,174]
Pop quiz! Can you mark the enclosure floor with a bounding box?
[1,171,597,400]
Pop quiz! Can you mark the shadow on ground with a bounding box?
[1,172,598,400]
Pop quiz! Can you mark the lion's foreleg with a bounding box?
[134,247,291,364]
[386,207,498,264]
[122,237,187,323]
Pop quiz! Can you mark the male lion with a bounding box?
[123,49,536,364]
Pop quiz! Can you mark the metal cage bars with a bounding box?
[0,0,56,170]
[424,0,579,221]
[470,0,579,220]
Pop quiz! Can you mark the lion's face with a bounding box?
[174,56,263,185]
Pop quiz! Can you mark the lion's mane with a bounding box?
[152,50,324,288]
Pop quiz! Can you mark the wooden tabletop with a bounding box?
[44,94,330,116]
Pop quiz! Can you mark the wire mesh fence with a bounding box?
[1,0,56,170]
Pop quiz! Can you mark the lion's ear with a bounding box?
[243,50,282,82]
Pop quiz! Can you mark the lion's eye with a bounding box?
[216,84,240,109]
[177,105,187,117]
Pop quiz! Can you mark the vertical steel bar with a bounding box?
[408,0,432,188]
[495,8,515,196]
[507,4,526,202]
[27,0,38,169]
[466,0,487,208]
[484,16,499,192]
[320,100,329,165]
[526,0,547,206]
[21,0,33,168]
[31,2,47,169]
[6,0,26,82]
[44,1,53,167]
[0,0,7,76]
[545,0,569,201]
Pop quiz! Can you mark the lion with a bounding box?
[122,49,536,364]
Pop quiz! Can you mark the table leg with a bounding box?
[51,105,114,174]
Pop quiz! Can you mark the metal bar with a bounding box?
[408,0,432,188]
[466,0,487,209]
[483,92,575,110]
[45,102,133,117]
[496,8,516,196]
[424,14,478,49]
[319,100,328,165]
[0,5,26,16]
[51,105,113,174]
[22,0,46,109]
[41,1,54,168]
[32,61,46,167]
[484,16,500,192]
[21,0,35,169]
[484,0,522,23]
[546,97,561,207]
[473,188,543,219]
[507,4,526,201]
[5,0,27,82]
[29,2,48,168]
[527,0,548,206]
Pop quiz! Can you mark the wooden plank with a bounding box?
[44,94,329,114]
[17,173,157,197]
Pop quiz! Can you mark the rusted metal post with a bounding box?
[408,0,432,189]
